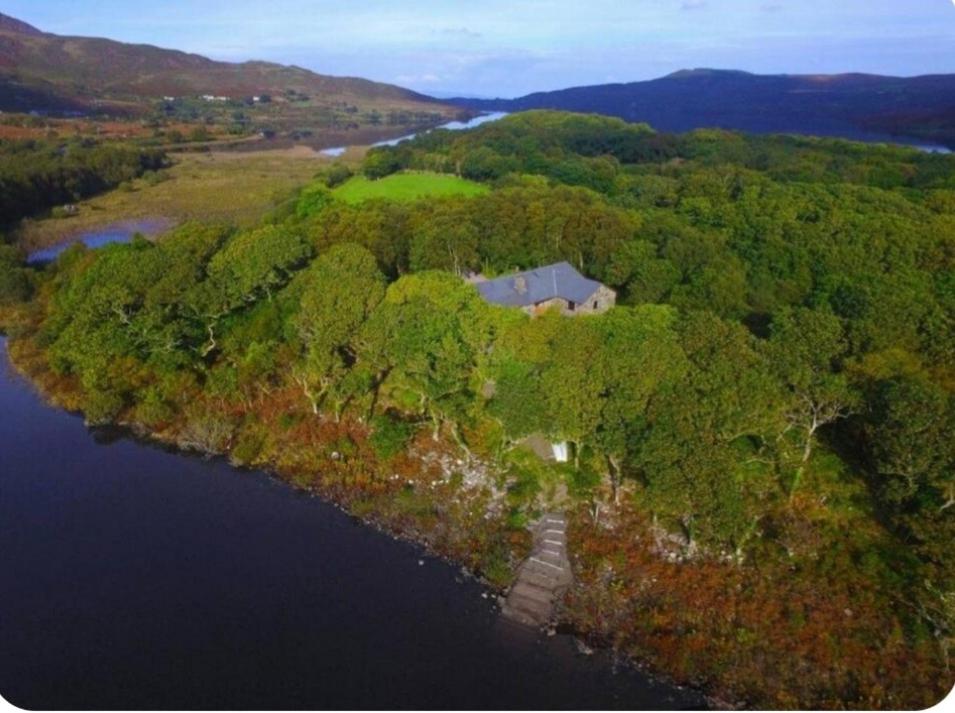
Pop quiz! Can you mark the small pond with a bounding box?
[27,218,173,265]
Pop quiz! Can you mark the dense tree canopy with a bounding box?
[8,109,954,709]
[0,244,33,303]
[0,138,166,226]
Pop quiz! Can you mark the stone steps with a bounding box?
[501,512,572,628]
[521,569,562,590]
[501,597,551,627]
[510,581,555,605]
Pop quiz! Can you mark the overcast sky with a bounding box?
[7,0,955,97]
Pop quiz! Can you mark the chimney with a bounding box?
[514,275,527,294]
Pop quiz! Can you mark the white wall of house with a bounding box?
[551,442,569,462]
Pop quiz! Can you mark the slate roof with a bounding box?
[476,261,603,307]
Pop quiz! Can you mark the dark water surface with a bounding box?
[0,338,703,710]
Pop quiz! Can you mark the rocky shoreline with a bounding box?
[4,336,721,709]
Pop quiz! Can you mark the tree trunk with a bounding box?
[734,516,761,563]
[302,382,319,415]
[366,368,390,421]
[334,394,352,424]
[200,324,217,357]
[681,515,694,549]
[607,454,621,506]
[789,420,818,502]
[449,421,471,457]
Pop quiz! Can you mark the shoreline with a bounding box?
[2,334,720,710]
[10,111,497,256]
[24,217,175,262]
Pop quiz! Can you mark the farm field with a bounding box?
[333,172,489,204]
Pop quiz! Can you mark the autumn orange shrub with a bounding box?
[564,505,950,709]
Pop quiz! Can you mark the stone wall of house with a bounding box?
[525,298,570,316]
[572,285,616,315]
[518,286,617,317]
[523,286,617,317]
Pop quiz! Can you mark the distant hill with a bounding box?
[0,13,42,36]
[450,69,955,148]
[0,12,449,120]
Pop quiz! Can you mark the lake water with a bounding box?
[916,144,952,154]
[27,218,172,265]
[0,337,703,710]
[320,112,509,156]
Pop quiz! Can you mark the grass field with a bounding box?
[14,147,345,251]
[333,172,488,204]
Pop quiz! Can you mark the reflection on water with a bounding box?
[372,111,509,148]
[433,111,510,132]
[0,337,703,710]
[27,218,172,264]
[319,112,510,156]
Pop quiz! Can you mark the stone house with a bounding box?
[472,261,615,317]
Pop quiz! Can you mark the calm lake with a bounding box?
[0,337,703,710]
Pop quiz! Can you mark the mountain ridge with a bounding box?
[0,12,41,36]
[449,68,955,148]
[0,12,445,115]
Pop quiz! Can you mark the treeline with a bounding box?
[364,110,955,190]
[0,138,166,226]
[5,110,953,707]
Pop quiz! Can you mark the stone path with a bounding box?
[501,512,573,628]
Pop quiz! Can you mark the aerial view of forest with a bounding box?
[2,109,953,708]
[1,3,954,711]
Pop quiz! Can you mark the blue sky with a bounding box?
[7,1,955,97]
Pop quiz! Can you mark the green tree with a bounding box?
[362,148,403,179]
[0,245,33,304]
[408,200,480,275]
[193,225,312,355]
[592,305,686,503]
[296,183,335,219]
[358,272,489,446]
[294,244,386,416]
[768,307,857,498]
[634,312,784,549]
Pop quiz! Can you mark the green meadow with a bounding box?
[333,171,488,204]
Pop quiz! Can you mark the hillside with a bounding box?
[452,69,955,148]
[0,12,456,133]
